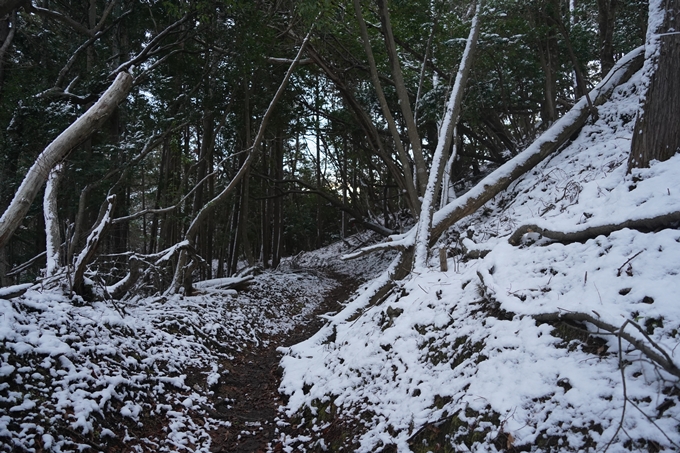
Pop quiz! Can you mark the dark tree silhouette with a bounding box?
[628,0,680,170]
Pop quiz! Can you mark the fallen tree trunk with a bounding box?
[507,210,680,245]
[0,71,133,250]
[428,46,644,246]
[532,311,680,380]
[0,283,33,300]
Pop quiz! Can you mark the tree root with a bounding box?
[508,211,680,245]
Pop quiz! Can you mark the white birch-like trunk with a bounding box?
[413,0,483,269]
[44,163,64,276]
[439,127,459,210]
[0,71,132,250]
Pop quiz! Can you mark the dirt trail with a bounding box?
[209,271,358,453]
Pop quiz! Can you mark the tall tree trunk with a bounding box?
[535,0,560,126]
[261,141,271,268]
[413,0,483,269]
[597,0,617,77]
[43,163,64,276]
[351,0,421,214]
[315,87,322,249]
[376,0,428,196]
[239,78,255,268]
[628,0,680,170]
[272,132,283,268]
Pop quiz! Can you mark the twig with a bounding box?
[602,321,629,452]
[617,250,644,277]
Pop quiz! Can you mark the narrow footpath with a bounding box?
[208,271,359,453]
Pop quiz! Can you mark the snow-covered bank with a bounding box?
[277,64,680,451]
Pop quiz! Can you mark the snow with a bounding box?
[2,11,678,451]
[277,52,680,451]
[0,254,373,451]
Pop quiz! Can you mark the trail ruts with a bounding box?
[209,271,359,453]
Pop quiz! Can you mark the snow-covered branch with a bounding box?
[0,71,133,251]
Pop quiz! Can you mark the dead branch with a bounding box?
[0,71,132,250]
[531,311,680,379]
[507,211,680,245]
[72,195,116,296]
[5,251,46,278]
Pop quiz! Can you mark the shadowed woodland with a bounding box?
[2,0,673,298]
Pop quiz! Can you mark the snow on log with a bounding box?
[193,276,254,292]
[507,210,680,246]
[0,283,33,300]
[427,45,645,246]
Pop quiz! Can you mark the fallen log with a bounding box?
[507,210,680,245]
[428,46,645,247]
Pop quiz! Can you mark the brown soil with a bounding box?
[209,271,359,453]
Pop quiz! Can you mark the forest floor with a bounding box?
[0,231,396,452]
[208,271,357,453]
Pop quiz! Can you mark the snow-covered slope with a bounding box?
[277,67,680,451]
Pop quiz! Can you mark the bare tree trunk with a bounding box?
[628,0,680,170]
[315,88,322,249]
[413,0,483,269]
[44,163,64,276]
[261,139,271,268]
[0,71,132,251]
[376,0,428,196]
[597,0,617,77]
[272,132,283,268]
[239,78,255,268]
[535,0,560,126]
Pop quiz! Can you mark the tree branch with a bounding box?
[507,211,680,245]
[0,71,133,251]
